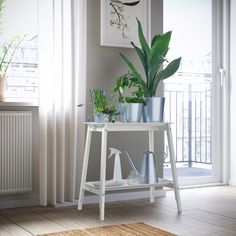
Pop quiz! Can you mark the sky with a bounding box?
[164,0,212,61]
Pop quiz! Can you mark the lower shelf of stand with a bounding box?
[84,178,173,194]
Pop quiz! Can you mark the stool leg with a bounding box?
[149,130,155,203]
[78,127,92,210]
[99,129,107,221]
[166,124,182,213]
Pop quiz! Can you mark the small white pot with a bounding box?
[0,77,7,101]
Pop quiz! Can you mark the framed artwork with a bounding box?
[100,0,150,48]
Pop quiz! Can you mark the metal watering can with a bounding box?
[125,150,166,184]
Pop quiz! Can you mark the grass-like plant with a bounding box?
[0,36,24,77]
[90,89,117,120]
[120,18,181,97]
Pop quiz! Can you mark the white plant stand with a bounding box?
[78,122,182,221]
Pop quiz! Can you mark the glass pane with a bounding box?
[1,0,38,100]
[163,0,212,179]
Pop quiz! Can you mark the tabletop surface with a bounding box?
[84,122,171,130]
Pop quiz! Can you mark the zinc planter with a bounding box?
[94,112,109,123]
[143,97,165,122]
[0,77,7,101]
[118,103,142,123]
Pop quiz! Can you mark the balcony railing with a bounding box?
[164,79,212,166]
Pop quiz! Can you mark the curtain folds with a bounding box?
[38,0,86,206]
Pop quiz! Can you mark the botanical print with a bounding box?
[110,0,141,39]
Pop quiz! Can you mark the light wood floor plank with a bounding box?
[0,216,32,236]
[0,186,236,236]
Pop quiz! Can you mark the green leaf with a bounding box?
[148,53,165,91]
[151,57,181,96]
[119,52,148,95]
[136,18,150,59]
[151,35,161,47]
[159,57,181,80]
[150,31,172,59]
[131,41,148,78]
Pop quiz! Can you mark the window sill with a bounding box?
[0,98,39,107]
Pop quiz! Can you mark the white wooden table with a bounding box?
[78,122,182,221]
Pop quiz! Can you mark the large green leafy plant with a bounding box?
[120,18,181,97]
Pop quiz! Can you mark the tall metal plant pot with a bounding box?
[0,77,7,101]
[118,103,142,123]
[142,97,165,122]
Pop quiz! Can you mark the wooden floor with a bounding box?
[0,186,236,236]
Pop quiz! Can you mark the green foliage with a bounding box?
[120,18,181,97]
[90,89,117,119]
[0,36,25,77]
[112,73,146,104]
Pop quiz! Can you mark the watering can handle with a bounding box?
[156,152,167,165]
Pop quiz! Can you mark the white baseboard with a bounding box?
[55,189,166,207]
[0,197,39,209]
[229,178,236,186]
[0,190,166,209]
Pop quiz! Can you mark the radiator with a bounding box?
[0,111,32,194]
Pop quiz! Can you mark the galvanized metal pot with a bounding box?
[94,112,109,123]
[142,97,165,122]
[118,103,142,123]
[140,151,158,184]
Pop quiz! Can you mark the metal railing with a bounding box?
[164,80,212,166]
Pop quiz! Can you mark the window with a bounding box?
[1,0,38,100]
[163,0,222,184]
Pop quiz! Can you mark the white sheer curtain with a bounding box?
[38,0,86,206]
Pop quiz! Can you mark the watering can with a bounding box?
[140,151,158,184]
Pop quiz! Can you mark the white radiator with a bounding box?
[0,111,32,194]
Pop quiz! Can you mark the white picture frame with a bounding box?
[100,0,151,48]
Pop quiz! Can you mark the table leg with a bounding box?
[166,124,182,213]
[149,130,155,203]
[78,127,92,210]
[99,129,107,221]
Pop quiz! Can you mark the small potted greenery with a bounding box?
[112,73,145,122]
[119,18,181,122]
[90,89,117,123]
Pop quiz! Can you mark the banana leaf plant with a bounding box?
[120,18,181,97]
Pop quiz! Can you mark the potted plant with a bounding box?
[119,18,181,122]
[0,1,24,100]
[112,73,145,122]
[90,89,117,123]
[0,37,24,100]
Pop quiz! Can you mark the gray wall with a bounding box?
[86,0,164,182]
